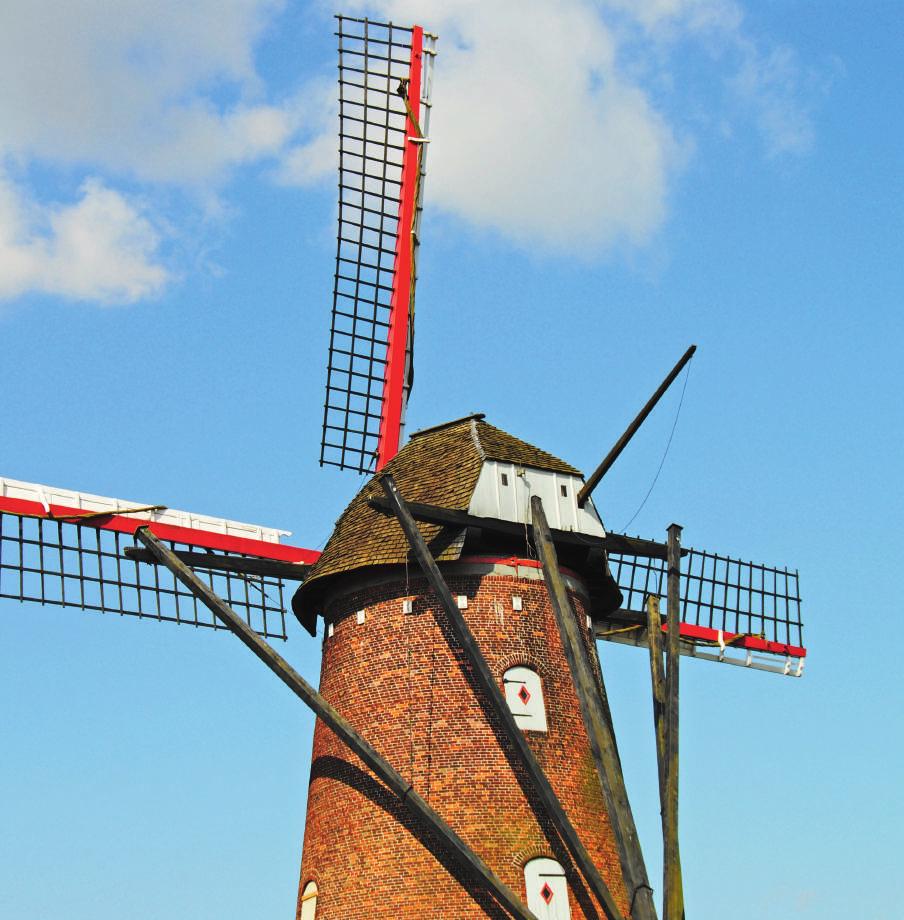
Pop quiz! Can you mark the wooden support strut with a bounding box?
[378,474,625,920]
[133,527,535,920]
[663,525,685,920]
[530,496,658,920]
[645,595,667,816]
[124,546,310,582]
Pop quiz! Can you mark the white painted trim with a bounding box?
[0,476,291,543]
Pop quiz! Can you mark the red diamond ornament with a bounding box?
[517,684,531,705]
[540,882,554,904]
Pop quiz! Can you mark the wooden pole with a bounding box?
[663,524,684,920]
[531,496,658,920]
[645,595,667,817]
[134,527,536,920]
[379,475,625,920]
[577,345,696,507]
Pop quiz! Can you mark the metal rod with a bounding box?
[531,496,658,920]
[577,345,696,507]
[663,524,685,920]
[378,475,625,920]
[134,527,534,920]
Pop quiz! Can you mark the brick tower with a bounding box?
[292,416,629,919]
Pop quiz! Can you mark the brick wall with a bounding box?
[297,560,631,919]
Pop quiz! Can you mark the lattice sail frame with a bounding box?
[0,478,318,640]
[320,16,437,474]
[602,545,806,677]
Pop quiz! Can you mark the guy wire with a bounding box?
[620,359,693,532]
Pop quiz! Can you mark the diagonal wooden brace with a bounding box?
[134,526,535,920]
[530,496,658,920]
[379,474,625,920]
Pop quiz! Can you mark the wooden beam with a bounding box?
[378,475,625,920]
[531,497,658,920]
[663,524,685,920]
[645,595,667,818]
[134,527,535,920]
[577,345,696,507]
[124,546,309,581]
[368,495,677,560]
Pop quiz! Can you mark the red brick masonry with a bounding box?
[297,561,630,918]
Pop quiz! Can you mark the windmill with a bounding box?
[0,14,806,920]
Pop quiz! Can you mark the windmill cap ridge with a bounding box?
[409,413,486,438]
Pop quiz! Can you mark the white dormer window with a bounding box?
[503,666,547,732]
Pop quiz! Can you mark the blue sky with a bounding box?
[1,2,901,918]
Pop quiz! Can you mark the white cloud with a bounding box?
[338,0,677,252]
[0,0,292,184]
[0,0,303,305]
[0,174,169,304]
[328,0,820,253]
[275,80,339,186]
[0,0,824,304]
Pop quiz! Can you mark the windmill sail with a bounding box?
[320,15,437,474]
[0,477,318,640]
[601,544,806,676]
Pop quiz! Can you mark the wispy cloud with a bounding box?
[600,0,822,156]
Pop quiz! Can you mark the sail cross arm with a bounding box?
[0,476,319,640]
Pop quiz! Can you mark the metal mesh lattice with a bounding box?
[320,16,428,474]
[0,511,289,640]
[608,545,804,651]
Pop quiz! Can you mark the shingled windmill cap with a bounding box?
[291,415,605,634]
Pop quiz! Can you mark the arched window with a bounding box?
[524,857,570,918]
[503,666,547,732]
[299,880,318,920]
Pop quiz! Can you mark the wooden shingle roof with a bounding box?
[292,415,582,631]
